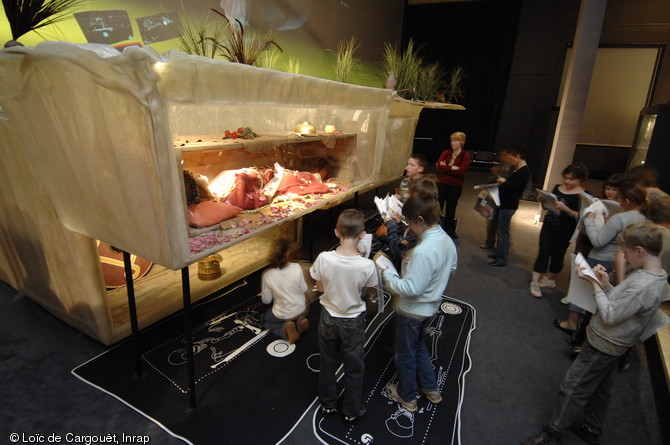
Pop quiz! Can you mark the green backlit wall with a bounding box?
[0,0,404,87]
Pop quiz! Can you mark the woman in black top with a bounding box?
[529,163,588,297]
[488,145,531,267]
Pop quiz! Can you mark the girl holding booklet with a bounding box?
[574,173,625,258]
[529,163,588,298]
[554,181,647,340]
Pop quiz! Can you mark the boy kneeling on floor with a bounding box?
[523,220,668,445]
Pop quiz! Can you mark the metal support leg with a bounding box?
[122,251,144,379]
[181,267,196,410]
[307,213,314,262]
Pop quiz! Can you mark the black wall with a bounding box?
[404,0,523,162]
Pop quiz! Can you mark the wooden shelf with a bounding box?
[106,220,297,333]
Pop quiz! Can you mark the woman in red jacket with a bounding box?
[436,131,471,239]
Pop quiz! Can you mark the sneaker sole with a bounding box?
[538,283,556,288]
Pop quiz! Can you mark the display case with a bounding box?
[627,102,670,192]
[177,132,361,260]
[0,42,464,344]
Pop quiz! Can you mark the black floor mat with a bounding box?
[72,275,475,445]
[312,298,475,445]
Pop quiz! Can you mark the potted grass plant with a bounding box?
[332,36,361,83]
[284,55,301,74]
[380,39,423,100]
[415,61,444,102]
[444,65,466,104]
[380,39,466,104]
[175,9,225,59]
[2,0,81,46]
[205,8,282,66]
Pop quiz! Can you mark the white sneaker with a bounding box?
[529,281,542,298]
[538,276,556,288]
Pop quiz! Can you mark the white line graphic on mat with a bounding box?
[426,315,444,360]
[167,302,265,366]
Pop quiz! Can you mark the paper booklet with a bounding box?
[579,191,595,207]
[473,184,500,206]
[372,251,398,314]
[571,196,622,243]
[536,189,560,214]
[565,253,604,314]
[566,253,670,340]
[374,251,399,277]
[473,183,499,190]
[357,233,372,258]
[374,194,404,220]
[576,253,605,289]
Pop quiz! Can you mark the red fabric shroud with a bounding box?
[224,170,270,210]
[276,171,330,195]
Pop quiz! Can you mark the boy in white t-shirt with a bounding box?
[310,209,378,425]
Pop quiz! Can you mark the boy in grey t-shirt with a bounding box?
[523,220,668,445]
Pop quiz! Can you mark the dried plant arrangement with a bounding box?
[2,0,81,43]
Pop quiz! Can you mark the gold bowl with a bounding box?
[198,254,222,280]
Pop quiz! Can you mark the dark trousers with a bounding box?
[549,340,619,433]
[492,209,516,265]
[485,209,499,247]
[438,183,463,236]
[532,225,574,274]
[318,309,366,417]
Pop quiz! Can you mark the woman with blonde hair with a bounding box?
[436,131,471,239]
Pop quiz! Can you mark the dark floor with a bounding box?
[1,170,664,445]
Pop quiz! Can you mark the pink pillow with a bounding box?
[187,201,242,227]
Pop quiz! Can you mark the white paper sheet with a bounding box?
[536,189,560,214]
[566,254,599,313]
[358,233,372,258]
[374,194,404,220]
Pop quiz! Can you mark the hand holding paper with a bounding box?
[373,251,398,276]
[574,253,607,290]
[536,189,560,214]
[374,194,404,220]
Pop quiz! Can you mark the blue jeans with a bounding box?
[262,307,308,339]
[318,309,366,417]
[493,208,516,265]
[394,313,439,402]
[549,339,619,433]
